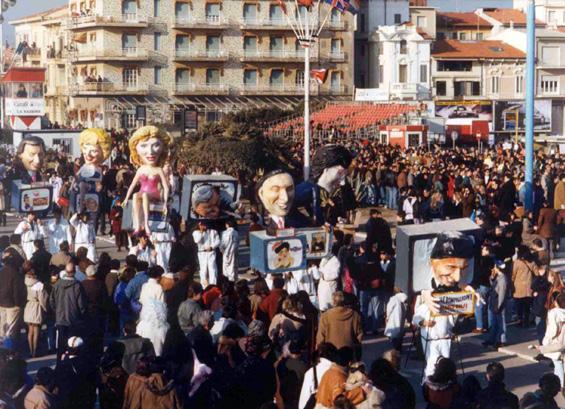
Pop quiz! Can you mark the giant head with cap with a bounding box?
[429,231,475,291]
[310,144,353,195]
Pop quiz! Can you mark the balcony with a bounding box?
[45,86,68,97]
[390,83,431,100]
[73,47,149,62]
[327,19,347,30]
[320,85,349,96]
[239,50,316,62]
[239,18,310,30]
[68,13,149,29]
[172,15,229,29]
[173,48,230,62]
[173,83,230,95]
[238,84,319,96]
[71,81,149,96]
[327,51,346,62]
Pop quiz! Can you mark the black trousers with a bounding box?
[515,297,532,327]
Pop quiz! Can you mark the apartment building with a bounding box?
[11,0,354,128]
[514,0,565,28]
[436,12,492,41]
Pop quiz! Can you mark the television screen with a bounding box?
[76,193,99,214]
[266,238,305,271]
[300,227,333,259]
[181,175,239,221]
[20,187,51,212]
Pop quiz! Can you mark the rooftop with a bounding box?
[432,39,526,59]
[10,5,67,25]
[437,12,492,29]
[481,8,543,27]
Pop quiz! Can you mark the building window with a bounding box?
[378,65,384,84]
[154,0,160,17]
[454,81,480,96]
[548,10,557,23]
[175,2,189,23]
[154,32,161,51]
[206,35,220,54]
[331,39,341,57]
[399,40,407,54]
[419,64,427,83]
[394,13,401,24]
[243,69,257,87]
[122,68,137,86]
[436,80,446,96]
[296,5,307,20]
[437,32,446,40]
[459,32,467,40]
[330,8,340,23]
[269,5,283,23]
[206,3,220,22]
[437,60,472,72]
[243,3,257,22]
[270,69,284,87]
[295,70,304,87]
[542,46,559,66]
[398,64,407,83]
[416,16,427,28]
[270,36,283,55]
[175,35,190,52]
[540,75,559,94]
[330,71,340,92]
[176,68,190,85]
[244,36,257,55]
[515,75,524,94]
[122,0,137,19]
[154,66,162,85]
[490,76,499,94]
[206,68,220,85]
[476,32,483,40]
[122,34,137,53]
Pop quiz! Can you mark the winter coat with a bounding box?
[540,307,565,360]
[475,382,518,409]
[0,264,26,308]
[122,373,181,409]
[23,276,48,325]
[106,335,156,375]
[315,364,364,408]
[423,379,459,409]
[317,256,340,311]
[511,259,536,299]
[259,288,287,323]
[177,299,202,334]
[554,181,565,210]
[531,275,550,318]
[316,306,363,349]
[538,207,557,240]
[384,292,408,339]
[24,385,57,409]
[49,277,87,327]
[488,272,508,314]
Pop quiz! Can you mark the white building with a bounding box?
[514,0,565,27]
[424,0,513,12]
[368,24,432,100]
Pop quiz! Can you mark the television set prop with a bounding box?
[395,218,483,295]
[299,227,333,259]
[180,175,239,221]
[121,201,168,232]
[250,231,307,274]
[431,291,475,317]
[11,181,52,216]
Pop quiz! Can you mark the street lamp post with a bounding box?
[524,0,535,210]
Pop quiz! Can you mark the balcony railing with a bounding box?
[74,47,149,61]
[173,15,229,28]
[69,13,149,28]
[240,50,316,61]
[72,81,149,95]
[328,19,346,30]
[240,17,317,29]
[238,83,319,95]
[328,51,345,61]
[321,85,348,95]
[173,48,229,60]
[173,83,230,94]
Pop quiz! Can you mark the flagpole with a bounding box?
[303,40,310,181]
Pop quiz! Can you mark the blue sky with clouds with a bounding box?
[2,0,67,46]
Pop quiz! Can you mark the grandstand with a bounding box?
[267,102,424,139]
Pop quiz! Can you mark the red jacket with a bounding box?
[259,288,287,322]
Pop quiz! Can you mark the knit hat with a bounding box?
[202,286,222,308]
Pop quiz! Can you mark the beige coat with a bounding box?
[512,259,536,299]
[554,181,565,210]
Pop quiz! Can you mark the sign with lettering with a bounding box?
[432,291,475,316]
[5,98,45,116]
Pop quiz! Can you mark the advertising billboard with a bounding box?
[493,100,551,132]
[5,99,45,116]
[435,100,493,124]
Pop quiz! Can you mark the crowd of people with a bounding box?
[0,126,563,409]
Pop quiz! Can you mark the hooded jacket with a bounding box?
[541,307,565,360]
[316,306,363,349]
[384,292,408,339]
[49,277,87,327]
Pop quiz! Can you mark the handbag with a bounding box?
[303,364,318,409]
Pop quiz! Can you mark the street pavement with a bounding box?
[2,212,560,406]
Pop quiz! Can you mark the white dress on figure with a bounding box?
[14,221,45,259]
[69,214,97,262]
[46,218,73,254]
[150,224,175,273]
[192,228,220,285]
[220,227,239,282]
[317,255,340,311]
[136,298,169,356]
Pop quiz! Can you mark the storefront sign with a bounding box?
[5,98,45,116]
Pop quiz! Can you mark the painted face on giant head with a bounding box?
[429,232,475,290]
[430,257,469,288]
[19,143,45,172]
[258,172,295,217]
[194,190,221,219]
[320,164,348,193]
[82,143,103,165]
[136,137,164,166]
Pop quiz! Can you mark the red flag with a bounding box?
[298,0,314,6]
[276,0,287,13]
[310,68,328,84]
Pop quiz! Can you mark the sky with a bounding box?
[2,0,67,46]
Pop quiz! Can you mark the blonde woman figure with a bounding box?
[76,128,112,212]
[123,126,172,234]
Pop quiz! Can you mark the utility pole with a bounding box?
[524,0,535,210]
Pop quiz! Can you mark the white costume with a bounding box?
[298,357,333,409]
[139,278,164,306]
[49,176,63,203]
[14,220,45,259]
[192,228,220,285]
[46,218,73,254]
[220,227,239,282]
[150,224,175,273]
[285,267,320,308]
[129,244,157,267]
[69,214,97,262]
[317,255,340,311]
[136,298,169,356]
[412,296,456,378]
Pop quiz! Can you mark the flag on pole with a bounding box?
[276,0,287,13]
[297,0,314,6]
[14,42,25,55]
[310,68,328,84]
[325,0,358,14]
[347,0,359,14]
